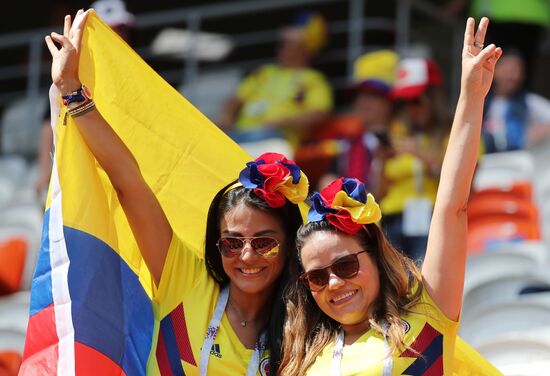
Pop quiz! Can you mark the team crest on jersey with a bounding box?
[259,357,270,376]
[402,319,411,334]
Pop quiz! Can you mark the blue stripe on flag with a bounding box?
[29,209,54,316]
[64,226,154,376]
[160,314,185,376]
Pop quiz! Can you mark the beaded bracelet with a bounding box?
[63,99,96,125]
[62,85,92,106]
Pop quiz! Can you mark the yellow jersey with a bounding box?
[235,64,333,146]
[306,287,459,375]
[380,132,442,216]
[148,235,270,375]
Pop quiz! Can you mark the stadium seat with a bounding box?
[473,150,535,191]
[468,195,540,228]
[179,68,242,122]
[475,335,550,375]
[0,351,21,376]
[463,242,548,295]
[0,155,27,186]
[0,330,25,355]
[462,274,550,322]
[0,238,27,296]
[0,98,47,156]
[459,301,550,347]
[0,226,40,291]
[470,181,533,202]
[0,291,31,336]
[0,177,15,210]
[467,219,541,255]
[478,150,535,177]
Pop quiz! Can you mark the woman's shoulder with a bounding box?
[405,283,459,333]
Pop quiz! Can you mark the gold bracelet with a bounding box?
[63,100,96,125]
[72,102,96,118]
[68,100,95,117]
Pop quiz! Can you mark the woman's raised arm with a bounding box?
[421,17,502,320]
[45,10,172,284]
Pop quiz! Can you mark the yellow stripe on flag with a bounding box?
[51,11,250,296]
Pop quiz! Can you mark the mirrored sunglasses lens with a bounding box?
[218,237,245,257]
[251,237,279,257]
[332,256,360,279]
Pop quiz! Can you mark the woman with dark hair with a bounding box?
[279,17,502,375]
[45,10,307,375]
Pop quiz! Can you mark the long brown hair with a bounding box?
[279,220,423,375]
[205,180,304,374]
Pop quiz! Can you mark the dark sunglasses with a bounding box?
[216,237,280,258]
[299,250,369,292]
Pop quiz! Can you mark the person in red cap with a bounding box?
[373,57,451,262]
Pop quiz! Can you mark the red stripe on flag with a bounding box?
[21,303,59,374]
[74,342,126,376]
[423,354,443,376]
[156,331,174,376]
[170,304,196,366]
[401,323,440,357]
[19,343,59,376]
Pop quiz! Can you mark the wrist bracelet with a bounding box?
[68,100,96,117]
[63,100,96,125]
[62,85,92,106]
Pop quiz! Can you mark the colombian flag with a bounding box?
[20,11,249,375]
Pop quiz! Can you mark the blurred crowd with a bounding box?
[30,1,550,265]
[210,7,550,263]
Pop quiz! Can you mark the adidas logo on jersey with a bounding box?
[210,343,222,358]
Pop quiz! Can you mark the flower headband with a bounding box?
[238,152,309,208]
[308,177,381,234]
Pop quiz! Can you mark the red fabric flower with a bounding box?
[320,177,344,204]
[326,211,363,235]
[253,188,286,208]
[258,152,291,165]
[238,152,308,208]
[257,163,290,191]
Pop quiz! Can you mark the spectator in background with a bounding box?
[482,50,550,153]
[218,12,333,152]
[294,50,399,190]
[35,0,135,197]
[340,50,399,189]
[445,0,550,85]
[90,0,136,43]
[375,58,449,262]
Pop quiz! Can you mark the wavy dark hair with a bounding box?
[279,220,423,375]
[204,180,303,373]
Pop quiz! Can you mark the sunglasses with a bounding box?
[216,236,280,258]
[299,250,369,292]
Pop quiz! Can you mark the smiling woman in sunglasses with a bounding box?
[45,10,307,375]
[279,17,502,375]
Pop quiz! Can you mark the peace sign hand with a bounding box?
[461,17,502,99]
[45,9,90,94]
